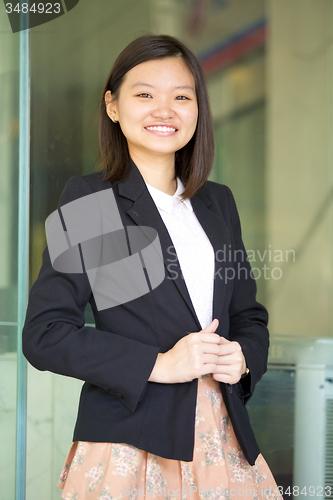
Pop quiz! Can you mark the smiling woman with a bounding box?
[103,57,198,191]
[98,36,215,201]
[21,34,283,500]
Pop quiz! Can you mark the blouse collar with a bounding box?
[146,177,193,214]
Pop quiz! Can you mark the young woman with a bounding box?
[22,34,283,499]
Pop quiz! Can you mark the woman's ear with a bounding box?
[105,91,118,122]
[105,90,112,105]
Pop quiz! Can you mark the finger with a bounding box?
[215,363,241,374]
[217,344,238,355]
[215,355,243,367]
[201,363,218,376]
[201,318,219,333]
[212,372,238,384]
[219,341,243,354]
[202,353,219,364]
[198,332,221,344]
[201,343,221,355]
[211,372,229,383]
[213,366,243,382]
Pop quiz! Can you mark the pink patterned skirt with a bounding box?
[57,374,283,500]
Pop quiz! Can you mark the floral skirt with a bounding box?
[57,374,283,500]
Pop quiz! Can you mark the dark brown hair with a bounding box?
[98,34,214,200]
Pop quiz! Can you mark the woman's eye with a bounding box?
[137,94,189,100]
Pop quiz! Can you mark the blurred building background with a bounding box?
[1,0,333,498]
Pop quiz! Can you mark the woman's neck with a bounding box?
[130,153,177,196]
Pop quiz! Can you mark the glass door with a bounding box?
[0,5,30,500]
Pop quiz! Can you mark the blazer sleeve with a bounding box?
[223,185,269,404]
[22,175,160,413]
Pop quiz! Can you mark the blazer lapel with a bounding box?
[116,159,201,328]
[116,159,230,329]
[190,194,230,327]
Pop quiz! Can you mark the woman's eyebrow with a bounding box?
[131,82,195,92]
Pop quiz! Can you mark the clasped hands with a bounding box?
[148,319,247,385]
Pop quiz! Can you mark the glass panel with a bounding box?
[0,327,18,499]
[266,3,333,494]
[266,0,333,340]
[0,6,20,500]
[247,366,295,492]
[212,98,266,303]
[204,1,333,495]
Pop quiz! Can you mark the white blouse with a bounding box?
[145,177,215,330]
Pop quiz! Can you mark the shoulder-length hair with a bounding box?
[98,34,214,200]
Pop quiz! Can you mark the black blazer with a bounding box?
[22,159,269,466]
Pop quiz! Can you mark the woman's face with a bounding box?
[105,57,198,164]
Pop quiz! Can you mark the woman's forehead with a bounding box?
[122,58,195,89]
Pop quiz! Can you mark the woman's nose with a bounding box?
[151,100,176,119]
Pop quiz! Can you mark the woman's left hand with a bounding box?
[211,337,247,384]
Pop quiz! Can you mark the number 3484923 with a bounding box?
[5,3,61,14]
[278,486,332,496]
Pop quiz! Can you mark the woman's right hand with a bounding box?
[148,319,220,383]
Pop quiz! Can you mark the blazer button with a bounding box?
[228,385,233,394]
[115,392,123,400]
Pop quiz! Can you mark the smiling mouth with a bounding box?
[144,126,178,132]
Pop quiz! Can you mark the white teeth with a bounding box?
[145,126,177,132]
